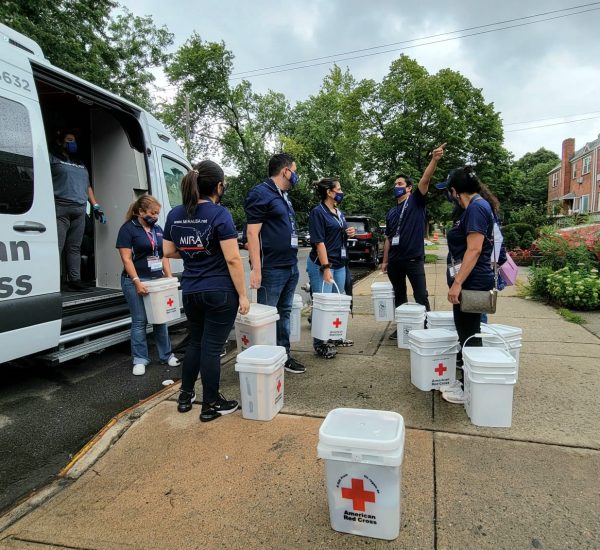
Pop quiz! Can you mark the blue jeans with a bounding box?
[181,290,238,403]
[121,275,172,366]
[307,259,346,349]
[258,265,299,356]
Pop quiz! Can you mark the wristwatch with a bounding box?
[319,263,331,272]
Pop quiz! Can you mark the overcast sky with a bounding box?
[128,0,600,160]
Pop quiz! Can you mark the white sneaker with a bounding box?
[437,380,462,393]
[166,354,181,367]
[442,387,466,404]
[132,364,146,376]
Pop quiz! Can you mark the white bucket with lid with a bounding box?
[289,293,304,342]
[234,345,286,421]
[312,281,352,341]
[371,282,395,322]
[481,324,523,366]
[142,277,181,324]
[408,329,459,391]
[235,304,280,352]
[463,345,519,379]
[317,408,405,541]
[463,364,517,427]
[395,304,426,349]
[426,311,455,331]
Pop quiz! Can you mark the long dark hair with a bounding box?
[180,160,225,218]
[314,177,339,201]
[448,166,500,213]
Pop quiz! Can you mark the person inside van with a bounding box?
[116,195,180,376]
[163,160,250,423]
[50,128,106,292]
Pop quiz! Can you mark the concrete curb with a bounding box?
[0,382,180,534]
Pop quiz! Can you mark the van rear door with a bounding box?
[0,53,61,363]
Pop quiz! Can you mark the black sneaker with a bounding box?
[177,390,195,413]
[331,338,353,347]
[389,330,398,341]
[284,357,306,374]
[315,343,336,359]
[200,393,238,422]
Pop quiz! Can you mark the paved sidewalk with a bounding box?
[1,257,599,549]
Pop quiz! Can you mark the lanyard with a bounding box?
[145,227,158,256]
[319,203,345,230]
[264,181,297,234]
[394,197,410,237]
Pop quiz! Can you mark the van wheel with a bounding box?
[369,248,379,268]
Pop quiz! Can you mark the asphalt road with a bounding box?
[0,248,373,514]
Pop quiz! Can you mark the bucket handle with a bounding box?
[249,286,269,304]
[464,329,511,355]
[320,279,345,309]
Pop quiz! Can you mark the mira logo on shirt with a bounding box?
[171,226,213,257]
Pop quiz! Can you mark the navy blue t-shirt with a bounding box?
[163,203,237,294]
[446,196,494,290]
[115,219,165,280]
[244,179,298,268]
[308,203,348,269]
[385,189,427,262]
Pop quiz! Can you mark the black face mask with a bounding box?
[143,215,158,226]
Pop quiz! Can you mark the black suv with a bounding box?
[345,215,384,266]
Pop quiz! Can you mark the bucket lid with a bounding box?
[313,293,352,303]
[319,408,404,452]
[463,347,516,368]
[396,303,426,315]
[235,344,287,365]
[408,328,458,344]
[142,277,179,289]
[426,311,454,321]
[236,303,279,324]
[371,282,393,291]
[292,293,303,306]
[481,323,523,338]
[465,366,517,384]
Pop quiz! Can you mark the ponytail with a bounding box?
[181,170,200,218]
[314,177,339,201]
[181,160,225,218]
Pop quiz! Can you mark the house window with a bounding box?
[582,155,591,175]
[551,172,558,188]
[572,163,577,179]
[581,194,589,213]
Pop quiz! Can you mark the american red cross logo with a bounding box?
[277,379,282,392]
[435,362,447,376]
[241,335,249,346]
[341,478,376,512]
[332,317,342,328]
[167,298,174,307]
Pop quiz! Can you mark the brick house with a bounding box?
[547,135,600,215]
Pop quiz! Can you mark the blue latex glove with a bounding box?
[92,204,107,224]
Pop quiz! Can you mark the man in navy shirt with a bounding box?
[245,153,305,374]
[382,143,445,339]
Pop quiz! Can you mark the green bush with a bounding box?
[502,223,536,250]
[546,268,600,310]
[527,265,553,299]
[537,234,598,272]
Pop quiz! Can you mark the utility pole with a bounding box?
[184,93,191,159]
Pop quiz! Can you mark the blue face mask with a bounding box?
[393,187,407,199]
[288,169,299,188]
[65,141,77,154]
[333,192,344,204]
[143,215,158,226]
[446,189,460,206]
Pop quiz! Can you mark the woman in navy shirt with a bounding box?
[163,160,250,423]
[439,166,499,404]
[307,178,356,359]
[116,195,179,376]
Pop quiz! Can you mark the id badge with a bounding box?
[291,235,299,248]
[341,246,347,259]
[391,235,400,246]
[147,256,162,271]
[449,263,462,278]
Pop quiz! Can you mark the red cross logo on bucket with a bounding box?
[435,362,447,376]
[332,317,342,328]
[277,379,282,393]
[167,298,174,307]
[341,478,376,512]
[241,335,249,346]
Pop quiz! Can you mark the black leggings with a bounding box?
[387,258,431,310]
[453,304,482,381]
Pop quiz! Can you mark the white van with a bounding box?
[0,24,190,365]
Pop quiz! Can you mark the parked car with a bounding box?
[298,227,311,247]
[345,215,384,266]
[237,227,247,249]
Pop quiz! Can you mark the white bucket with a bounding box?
[426,311,455,331]
[141,277,181,324]
[289,293,304,342]
[371,282,395,322]
[235,304,280,352]
[408,329,459,391]
[317,408,405,541]
[463,365,516,428]
[312,290,352,341]
[234,345,286,421]
[481,324,523,366]
[463,346,519,379]
[395,303,426,348]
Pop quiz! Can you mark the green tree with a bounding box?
[0,1,173,108]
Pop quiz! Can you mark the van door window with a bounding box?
[161,156,187,207]
[0,97,34,214]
